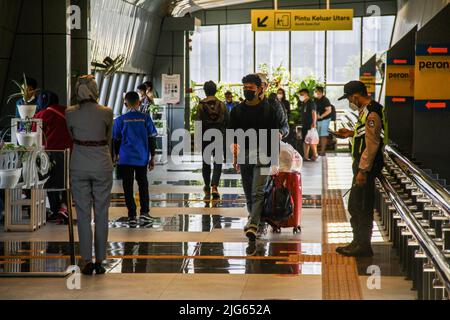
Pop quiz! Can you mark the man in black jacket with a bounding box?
[228,74,288,241]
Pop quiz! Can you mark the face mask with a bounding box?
[244,90,257,101]
[299,96,306,102]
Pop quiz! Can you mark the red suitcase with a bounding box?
[267,172,302,234]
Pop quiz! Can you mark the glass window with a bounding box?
[256,31,289,73]
[327,18,362,84]
[291,31,325,81]
[190,26,219,84]
[324,86,348,111]
[362,15,395,64]
[220,24,254,83]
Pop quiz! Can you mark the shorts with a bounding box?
[317,118,331,137]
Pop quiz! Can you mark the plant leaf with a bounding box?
[6,93,23,104]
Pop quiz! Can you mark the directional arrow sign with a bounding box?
[427,46,449,54]
[392,97,407,103]
[257,16,268,28]
[393,59,408,64]
[425,101,446,109]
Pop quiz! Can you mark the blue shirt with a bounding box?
[225,101,237,113]
[113,109,157,167]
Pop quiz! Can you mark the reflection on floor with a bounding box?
[0,241,321,275]
[0,155,415,300]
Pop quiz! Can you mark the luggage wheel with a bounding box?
[272,227,282,234]
[293,226,302,234]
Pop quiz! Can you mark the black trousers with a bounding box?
[48,191,67,214]
[202,141,223,188]
[348,162,376,246]
[119,165,149,218]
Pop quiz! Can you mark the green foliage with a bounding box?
[7,73,35,105]
[188,64,324,130]
[189,80,242,132]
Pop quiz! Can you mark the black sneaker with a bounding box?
[81,262,95,275]
[245,224,258,242]
[140,213,154,223]
[211,186,220,199]
[94,262,106,275]
[128,217,138,228]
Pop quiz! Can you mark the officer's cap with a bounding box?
[338,81,368,101]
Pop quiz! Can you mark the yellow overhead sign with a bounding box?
[386,65,415,98]
[251,9,354,31]
[414,56,450,100]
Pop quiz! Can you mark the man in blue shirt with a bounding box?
[113,92,158,227]
[224,91,238,113]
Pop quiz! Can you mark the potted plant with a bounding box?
[155,121,165,135]
[0,143,27,188]
[7,73,38,119]
[16,118,38,148]
[150,104,162,120]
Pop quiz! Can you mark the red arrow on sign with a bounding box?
[392,98,406,103]
[363,72,372,76]
[425,101,446,109]
[427,46,448,54]
[393,59,408,64]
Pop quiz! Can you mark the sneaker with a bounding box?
[211,186,220,199]
[128,217,138,228]
[94,262,106,275]
[244,223,258,242]
[256,223,268,239]
[58,207,69,223]
[47,212,60,222]
[140,213,154,223]
[80,262,95,275]
[203,186,211,199]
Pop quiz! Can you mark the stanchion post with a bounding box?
[65,149,76,266]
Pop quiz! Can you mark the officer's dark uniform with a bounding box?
[349,100,386,248]
[337,81,388,256]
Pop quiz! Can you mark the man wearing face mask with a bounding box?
[228,74,288,242]
[257,73,289,138]
[335,81,388,257]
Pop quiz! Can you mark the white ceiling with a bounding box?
[172,0,262,17]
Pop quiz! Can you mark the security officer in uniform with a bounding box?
[335,81,388,257]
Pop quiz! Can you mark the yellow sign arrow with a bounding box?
[252,9,354,31]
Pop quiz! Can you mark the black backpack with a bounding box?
[262,176,294,222]
[199,100,225,127]
[330,104,337,121]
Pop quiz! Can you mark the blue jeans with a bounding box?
[240,164,269,227]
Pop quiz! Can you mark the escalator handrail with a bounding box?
[379,174,450,294]
[384,145,450,218]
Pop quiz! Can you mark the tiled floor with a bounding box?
[0,155,415,300]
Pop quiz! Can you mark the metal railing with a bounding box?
[379,146,450,298]
[378,174,450,295]
[384,145,450,218]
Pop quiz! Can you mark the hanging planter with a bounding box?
[16,131,38,148]
[0,146,25,189]
[17,104,37,119]
[0,168,22,189]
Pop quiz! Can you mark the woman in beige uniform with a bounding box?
[66,75,114,275]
